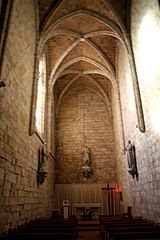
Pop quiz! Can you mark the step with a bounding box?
[78,226,100,231]
[78,220,99,228]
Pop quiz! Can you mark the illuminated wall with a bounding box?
[113,0,160,222]
[130,0,160,222]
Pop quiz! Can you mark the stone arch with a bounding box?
[46,34,115,88]
[37,3,145,155]
[50,57,115,89]
[39,8,145,133]
[56,73,112,119]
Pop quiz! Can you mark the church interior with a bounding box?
[0,0,160,238]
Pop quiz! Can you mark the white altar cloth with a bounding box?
[72,203,102,216]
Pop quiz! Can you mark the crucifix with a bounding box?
[101,183,115,191]
[101,183,115,215]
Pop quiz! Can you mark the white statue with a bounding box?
[125,140,138,178]
[125,140,134,169]
[82,144,90,166]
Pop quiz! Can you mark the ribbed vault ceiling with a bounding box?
[37,0,130,107]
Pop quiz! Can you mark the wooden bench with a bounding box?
[4,216,78,240]
[108,226,160,240]
[105,223,156,240]
[112,231,160,240]
[99,215,129,237]
[99,214,159,240]
[99,216,147,239]
[7,232,75,239]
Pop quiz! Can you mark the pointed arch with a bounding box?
[57,73,112,118]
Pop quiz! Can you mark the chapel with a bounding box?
[0,0,160,235]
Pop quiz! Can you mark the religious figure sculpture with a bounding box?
[81,144,91,178]
[37,145,48,185]
[125,140,134,168]
[125,140,137,178]
[82,144,90,166]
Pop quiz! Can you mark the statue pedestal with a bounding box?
[81,165,90,178]
[62,200,70,219]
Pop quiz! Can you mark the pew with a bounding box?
[98,214,159,240]
[99,215,127,237]
[105,222,156,240]
[112,231,160,240]
[7,232,75,239]
[108,226,160,240]
[2,216,78,240]
[99,215,145,239]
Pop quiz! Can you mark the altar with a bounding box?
[72,203,102,219]
[54,183,121,217]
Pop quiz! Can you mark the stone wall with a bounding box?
[55,87,117,184]
[130,0,160,222]
[112,42,136,213]
[0,0,54,233]
[113,0,160,222]
[0,0,160,232]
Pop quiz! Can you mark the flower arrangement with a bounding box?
[81,207,94,219]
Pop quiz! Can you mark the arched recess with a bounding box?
[51,57,114,88]
[56,73,112,118]
[46,55,125,155]
[38,13,125,154]
[35,2,145,155]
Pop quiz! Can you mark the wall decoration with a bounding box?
[81,144,91,178]
[37,145,48,185]
[125,140,138,179]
